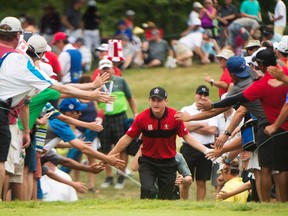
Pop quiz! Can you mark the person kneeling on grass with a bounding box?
[215,159,249,203]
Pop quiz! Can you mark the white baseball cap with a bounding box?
[0,16,23,32]
[216,49,235,60]
[193,2,203,9]
[96,43,109,52]
[99,59,113,69]
[274,41,288,54]
[28,35,52,53]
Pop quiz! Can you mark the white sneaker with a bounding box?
[125,168,133,176]
[114,175,125,190]
[100,176,114,189]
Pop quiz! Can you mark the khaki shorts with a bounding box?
[5,125,22,174]
[175,42,191,56]
[9,160,24,183]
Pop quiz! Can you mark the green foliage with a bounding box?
[1,0,288,40]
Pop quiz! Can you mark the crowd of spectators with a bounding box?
[1,0,288,204]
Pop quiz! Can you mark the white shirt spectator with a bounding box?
[58,43,81,83]
[274,0,286,27]
[179,32,203,51]
[41,167,78,201]
[181,103,218,144]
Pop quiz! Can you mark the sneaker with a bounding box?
[100,176,114,189]
[114,175,125,190]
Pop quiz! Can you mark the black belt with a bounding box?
[105,112,126,118]
[142,155,175,163]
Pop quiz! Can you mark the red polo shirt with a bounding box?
[126,107,188,159]
[243,66,288,130]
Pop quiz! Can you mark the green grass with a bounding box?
[123,63,221,114]
[1,199,288,216]
[4,63,288,215]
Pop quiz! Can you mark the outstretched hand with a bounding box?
[197,98,213,111]
[268,79,285,88]
[71,181,88,193]
[105,153,126,169]
[267,66,286,81]
[87,122,103,132]
[92,87,116,103]
[174,111,191,122]
[214,133,228,150]
[89,162,105,174]
[92,72,110,88]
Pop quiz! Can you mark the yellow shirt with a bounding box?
[221,177,249,203]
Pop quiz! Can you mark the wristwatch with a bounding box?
[210,79,214,86]
[224,130,231,136]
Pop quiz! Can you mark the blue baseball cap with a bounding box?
[226,56,250,78]
[59,98,88,112]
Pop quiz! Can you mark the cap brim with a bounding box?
[100,64,112,70]
[46,45,52,52]
[96,48,108,51]
[232,66,250,78]
[150,95,165,100]
[216,54,228,59]
[217,165,224,174]
[196,91,209,96]
[51,40,56,45]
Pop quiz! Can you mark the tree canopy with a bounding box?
[0,0,286,40]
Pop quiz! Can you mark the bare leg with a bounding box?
[0,162,4,201]
[196,180,206,201]
[254,169,263,201]
[26,172,34,200]
[22,166,29,200]
[179,177,192,200]
[260,167,272,202]
[146,59,162,68]
[176,51,193,67]
[32,178,37,200]
[274,171,288,202]
[11,183,23,201]
[194,47,210,64]
[87,156,96,190]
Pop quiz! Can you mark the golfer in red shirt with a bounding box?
[109,87,212,199]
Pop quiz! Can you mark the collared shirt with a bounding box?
[180,103,218,144]
[127,107,188,159]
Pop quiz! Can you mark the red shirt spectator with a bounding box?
[44,51,62,81]
[126,107,188,159]
[219,67,233,97]
[243,66,288,130]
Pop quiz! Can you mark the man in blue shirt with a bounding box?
[45,98,125,169]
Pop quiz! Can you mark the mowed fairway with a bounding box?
[1,199,288,216]
[2,63,288,215]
